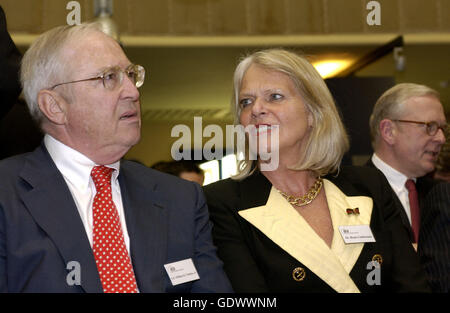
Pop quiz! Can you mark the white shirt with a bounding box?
[372,153,415,225]
[44,134,131,252]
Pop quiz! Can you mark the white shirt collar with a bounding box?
[371,153,415,193]
[44,134,120,190]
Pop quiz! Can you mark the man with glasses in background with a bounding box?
[368,83,447,248]
[0,23,232,293]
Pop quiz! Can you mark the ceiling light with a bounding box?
[312,60,352,78]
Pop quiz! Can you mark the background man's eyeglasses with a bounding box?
[48,64,145,91]
[392,119,448,136]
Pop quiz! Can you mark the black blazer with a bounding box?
[418,182,450,292]
[0,6,21,119]
[0,6,43,159]
[204,166,430,293]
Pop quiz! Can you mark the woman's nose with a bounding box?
[251,98,267,118]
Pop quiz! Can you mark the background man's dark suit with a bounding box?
[204,166,429,292]
[365,158,438,242]
[0,144,232,292]
[418,182,450,292]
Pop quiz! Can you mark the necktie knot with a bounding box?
[91,165,113,190]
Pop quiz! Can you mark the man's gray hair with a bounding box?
[369,83,440,149]
[20,22,105,124]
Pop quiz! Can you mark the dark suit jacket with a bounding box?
[418,182,450,292]
[204,166,430,292]
[0,6,43,159]
[0,6,21,119]
[0,143,232,292]
[365,159,438,242]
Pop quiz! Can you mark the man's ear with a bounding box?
[37,90,67,125]
[379,119,396,145]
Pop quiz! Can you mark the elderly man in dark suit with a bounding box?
[0,22,232,293]
[368,83,447,248]
[368,83,449,292]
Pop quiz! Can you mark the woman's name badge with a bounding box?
[338,225,376,244]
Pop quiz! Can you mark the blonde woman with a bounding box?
[204,49,429,293]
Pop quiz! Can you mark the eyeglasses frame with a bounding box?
[392,119,448,136]
[47,64,145,90]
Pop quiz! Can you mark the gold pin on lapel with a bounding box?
[292,267,306,282]
[346,207,360,215]
[372,254,383,266]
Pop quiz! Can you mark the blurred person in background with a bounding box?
[432,115,450,182]
[368,83,447,248]
[152,160,205,185]
[0,5,42,159]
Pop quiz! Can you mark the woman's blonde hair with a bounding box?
[232,48,349,180]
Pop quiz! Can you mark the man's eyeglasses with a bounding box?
[392,119,449,136]
[48,64,145,91]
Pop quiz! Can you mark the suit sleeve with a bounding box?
[0,204,5,292]
[0,6,22,120]
[190,183,233,293]
[204,183,270,292]
[374,171,431,292]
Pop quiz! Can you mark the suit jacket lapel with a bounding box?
[238,173,372,293]
[19,144,102,292]
[324,179,373,274]
[366,159,414,241]
[393,190,415,241]
[119,164,169,292]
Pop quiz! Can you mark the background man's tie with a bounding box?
[405,179,420,244]
[91,165,138,293]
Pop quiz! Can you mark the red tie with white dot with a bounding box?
[91,165,138,293]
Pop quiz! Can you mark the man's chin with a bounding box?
[417,163,436,178]
[127,133,141,147]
